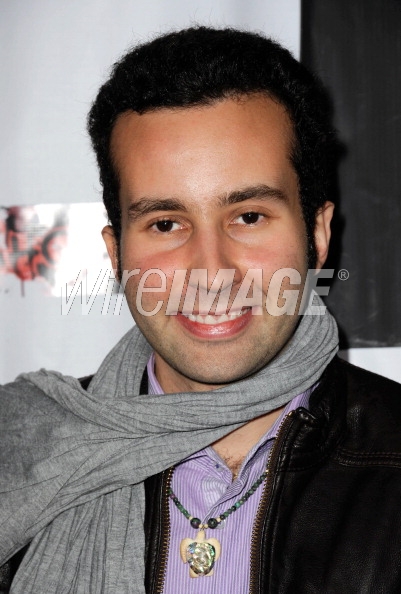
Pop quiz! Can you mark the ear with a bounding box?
[102,225,119,274]
[314,201,334,270]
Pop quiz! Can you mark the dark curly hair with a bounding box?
[88,26,336,267]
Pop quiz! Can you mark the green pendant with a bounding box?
[180,530,221,578]
[186,541,216,575]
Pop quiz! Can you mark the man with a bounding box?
[1,26,401,594]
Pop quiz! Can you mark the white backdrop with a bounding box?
[1,0,399,383]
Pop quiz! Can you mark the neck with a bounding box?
[152,354,288,475]
[211,406,285,477]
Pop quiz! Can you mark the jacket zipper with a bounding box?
[154,466,174,594]
[249,410,296,594]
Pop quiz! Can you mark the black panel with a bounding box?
[301,0,401,347]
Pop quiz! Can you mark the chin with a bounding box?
[171,356,270,388]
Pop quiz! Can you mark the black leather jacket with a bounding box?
[144,357,401,594]
[2,357,401,593]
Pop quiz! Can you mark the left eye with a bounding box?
[152,220,181,233]
[235,212,263,225]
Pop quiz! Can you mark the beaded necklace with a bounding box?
[169,466,269,578]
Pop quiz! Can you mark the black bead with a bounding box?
[207,517,218,529]
[190,517,201,529]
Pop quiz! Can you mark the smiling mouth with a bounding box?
[181,307,251,325]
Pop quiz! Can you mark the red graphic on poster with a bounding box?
[0,206,68,293]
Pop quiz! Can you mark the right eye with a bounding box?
[151,219,182,233]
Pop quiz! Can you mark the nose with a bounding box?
[184,229,243,316]
[190,227,242,286]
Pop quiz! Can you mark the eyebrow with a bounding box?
[127,198,185,221]
[218,184,288,207]
[127,184,288,221]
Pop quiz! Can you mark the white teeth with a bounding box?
[183,309,249,324]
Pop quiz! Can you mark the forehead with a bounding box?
[111,94,297,205]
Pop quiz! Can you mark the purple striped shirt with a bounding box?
[147,353,312,594]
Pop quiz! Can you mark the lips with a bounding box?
[176,307,252,338]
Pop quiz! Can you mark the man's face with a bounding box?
[103,95,332,393]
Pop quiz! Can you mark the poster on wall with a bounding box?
[0,202,113,299]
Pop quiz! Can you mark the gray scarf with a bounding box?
[0,298,338,593]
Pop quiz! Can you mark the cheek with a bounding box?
[239,241,307,281]
[237,239,308,313]
[120,233,179,277]
[121,247,181,315]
